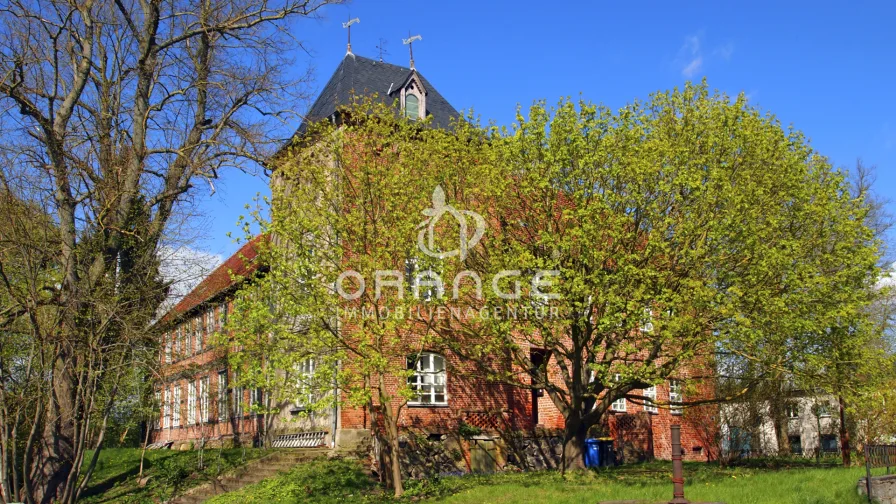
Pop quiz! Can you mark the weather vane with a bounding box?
[376,38,389,62]
[342,17,360,54]
[402,32,422,69]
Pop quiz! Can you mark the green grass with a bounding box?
[80,449,874,504]
[205,457,379,504]
[79,447,264,503]
[428,461,869,504]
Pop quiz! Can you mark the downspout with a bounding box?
[332,361,340,449]
[331,312,341,448]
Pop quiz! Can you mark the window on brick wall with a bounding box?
[164,336,172,364]
[196,315,204,353]
[643,385,658,413]
[187,381,197,424]
[611,374,627,412]
[199,376,209,423]
[163,389,170,428]
[217,370,228,421]
[154,390,161,428]
[640,308,655,333]
[251,388,263,414]
[669,379,683,415]
[172,385,181,427]
[184,322,192,356]
[218,302,227,331]
[405,257,442,301]
[232,371,243,418]
[408,352,447,406]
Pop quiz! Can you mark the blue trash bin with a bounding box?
[583,438,601,468]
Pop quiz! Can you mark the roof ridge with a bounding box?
[158,235,266,325]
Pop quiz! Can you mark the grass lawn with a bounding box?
[431,462,869,504]
[78,449,873,504]
[79,447,264,503]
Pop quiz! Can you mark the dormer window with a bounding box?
[405,94,419,119]
[401,75,425,120]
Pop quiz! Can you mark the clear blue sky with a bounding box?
[199,0,896,259]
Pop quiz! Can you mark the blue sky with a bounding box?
[197,0,896,259]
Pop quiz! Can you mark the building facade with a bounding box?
[150,52,718,467]
[720,394,841,458]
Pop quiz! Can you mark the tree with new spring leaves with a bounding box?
[443,82,881,470]
[227,98,492,497]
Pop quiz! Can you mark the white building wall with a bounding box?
[720,394,839,457]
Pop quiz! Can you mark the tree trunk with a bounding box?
[139,420,151,477]
[387,423,403,498]
[839,395,851,467]
[562,419,588,472]
[32,434,74,504]
[32,356,77,504]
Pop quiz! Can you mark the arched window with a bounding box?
[405,93,419,119]
[408,352,447,405]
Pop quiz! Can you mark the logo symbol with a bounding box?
[417,186,485,260]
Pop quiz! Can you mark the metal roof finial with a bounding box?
[402,32,422,69]
[342,17,360,54]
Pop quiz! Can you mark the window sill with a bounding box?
[407,403,450,409]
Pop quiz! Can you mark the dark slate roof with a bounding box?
[298,53,460,133]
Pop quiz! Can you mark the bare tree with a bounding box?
[0,1,339,502]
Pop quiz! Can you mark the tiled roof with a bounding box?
[297,53,460,134]
[160,235,267,324]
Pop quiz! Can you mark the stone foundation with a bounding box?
[504,434,564,470]
[859,475,896,503]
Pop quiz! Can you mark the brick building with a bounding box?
[150,51,718,466]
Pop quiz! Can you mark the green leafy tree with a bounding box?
[444,82,880,470]
[227,99,490,496]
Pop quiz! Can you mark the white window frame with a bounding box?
[217,370,228,421]
[199,376,209,423]
[408,352,448,406]
[217,302,227,331]
[195,315,204,353]
[187,382,197,424]
[184,323,192,356]
[640,309,655,333]
[669,379,683,415]
[643,385,658,413]
[611,374,627,412]
[164,338,172,364]
[295,358,315,408]
[154,390,162,428]
[163,389,170,428]
[172,385,181,427]
[818,404,832,418]
[232,371,243,418]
